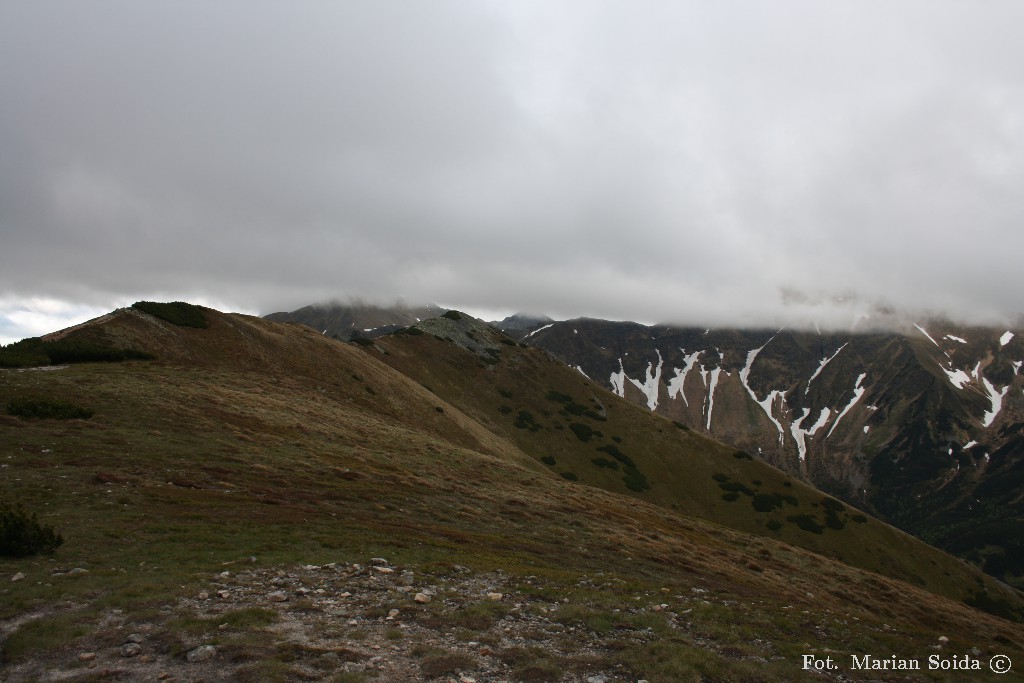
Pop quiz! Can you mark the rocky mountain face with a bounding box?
[526,319,1024,588]
[264,301,444,340]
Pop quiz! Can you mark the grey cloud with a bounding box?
[2,1,1023,338]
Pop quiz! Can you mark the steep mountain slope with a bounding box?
[265,300,444,340]
[360,312,1020,612]
[526,319,1024,588]
[2,304,1023,681]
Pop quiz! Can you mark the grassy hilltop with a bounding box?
[0,303,1022,682]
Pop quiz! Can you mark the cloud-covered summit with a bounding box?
[2,1,1023,342]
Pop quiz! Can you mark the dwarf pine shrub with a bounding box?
[0,504,64,557]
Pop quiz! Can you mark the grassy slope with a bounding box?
[367,316,1023,614]
[1,307,1022,681]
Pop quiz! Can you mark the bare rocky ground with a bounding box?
[1,557,813,683]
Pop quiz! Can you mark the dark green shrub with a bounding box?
[442,310,462,320]
[787,514,825,534]
[733,450,753,460]
[546,391,572,403]
[766,519,782,532]
[350,337,375,346]
[596,444,635,469]
[7,397,93,420]
[498,388,513,399]
[540,456,556,466]
[0,504,64,557]
[850,513,868,524]
[514,410,540,431]
[712,473,729,482]
[623,468,650,492]
[824,509,845,530]
[563,402,589,416]
[591,457,619,470]
[722,492,740,502]
[612,435,622,443]
[500,338,516,346]
[132,301,208,328]
[752,492,783,513]
[0,339,50,367]
[1,337,153,367]
[498,405,512,415]
[569,423,593,442]
[674,421,690,431]
[560,471,578,481]
[719,481,753,496]
[821,497,845,512]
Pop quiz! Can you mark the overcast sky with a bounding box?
[3,1,1023,344]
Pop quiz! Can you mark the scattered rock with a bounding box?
[587,676,609,683]
[414,592,431,603]
[126,633,145,643]
[78,652,96,662]
[938,636,950,645]
[373,566,395,574]
[487,592,503,601]
[370,558,389,566]
[68,567,89,575]
[186,645,217,663]
[387,608,400,620]
[120,643,142,658]
[268,591,288,602]
[11,572,25,582]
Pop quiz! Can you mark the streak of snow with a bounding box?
[574,365,590,380]
[706,367,722,430]
[1000,331,1014,347]
[609,359,627,398]
[527,323,553,337]
[627,350,664,411]
[666,350,703,407]
[790,407,831,461]
[948,448,953,455]
[863,425,869,433]
[827,373,867,438]
[914,323,939,346]
[981,376,1008,428]
[945,334,967,344]
[964,440,977,449]
[1013,361,1022,375]
[941,365,973,389]
[739,337,786,443]
[322,329,327,334]
[805,343,847,396]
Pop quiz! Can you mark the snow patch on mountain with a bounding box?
[706,367,723,430]
[828,373,867,438]
[791,407,831,461]
[942,365,973,390]
[574,365,590,380]
[945,334,967,344]
[1000,331,1014,347]
[806,343,847,396]
[666,349,703,407]
[981,377,1008,428]
[528,323,554,337]
[1013,360,1022,375]
[914,323,939,347]
[627,350,663,411]
[739,338,786,443]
